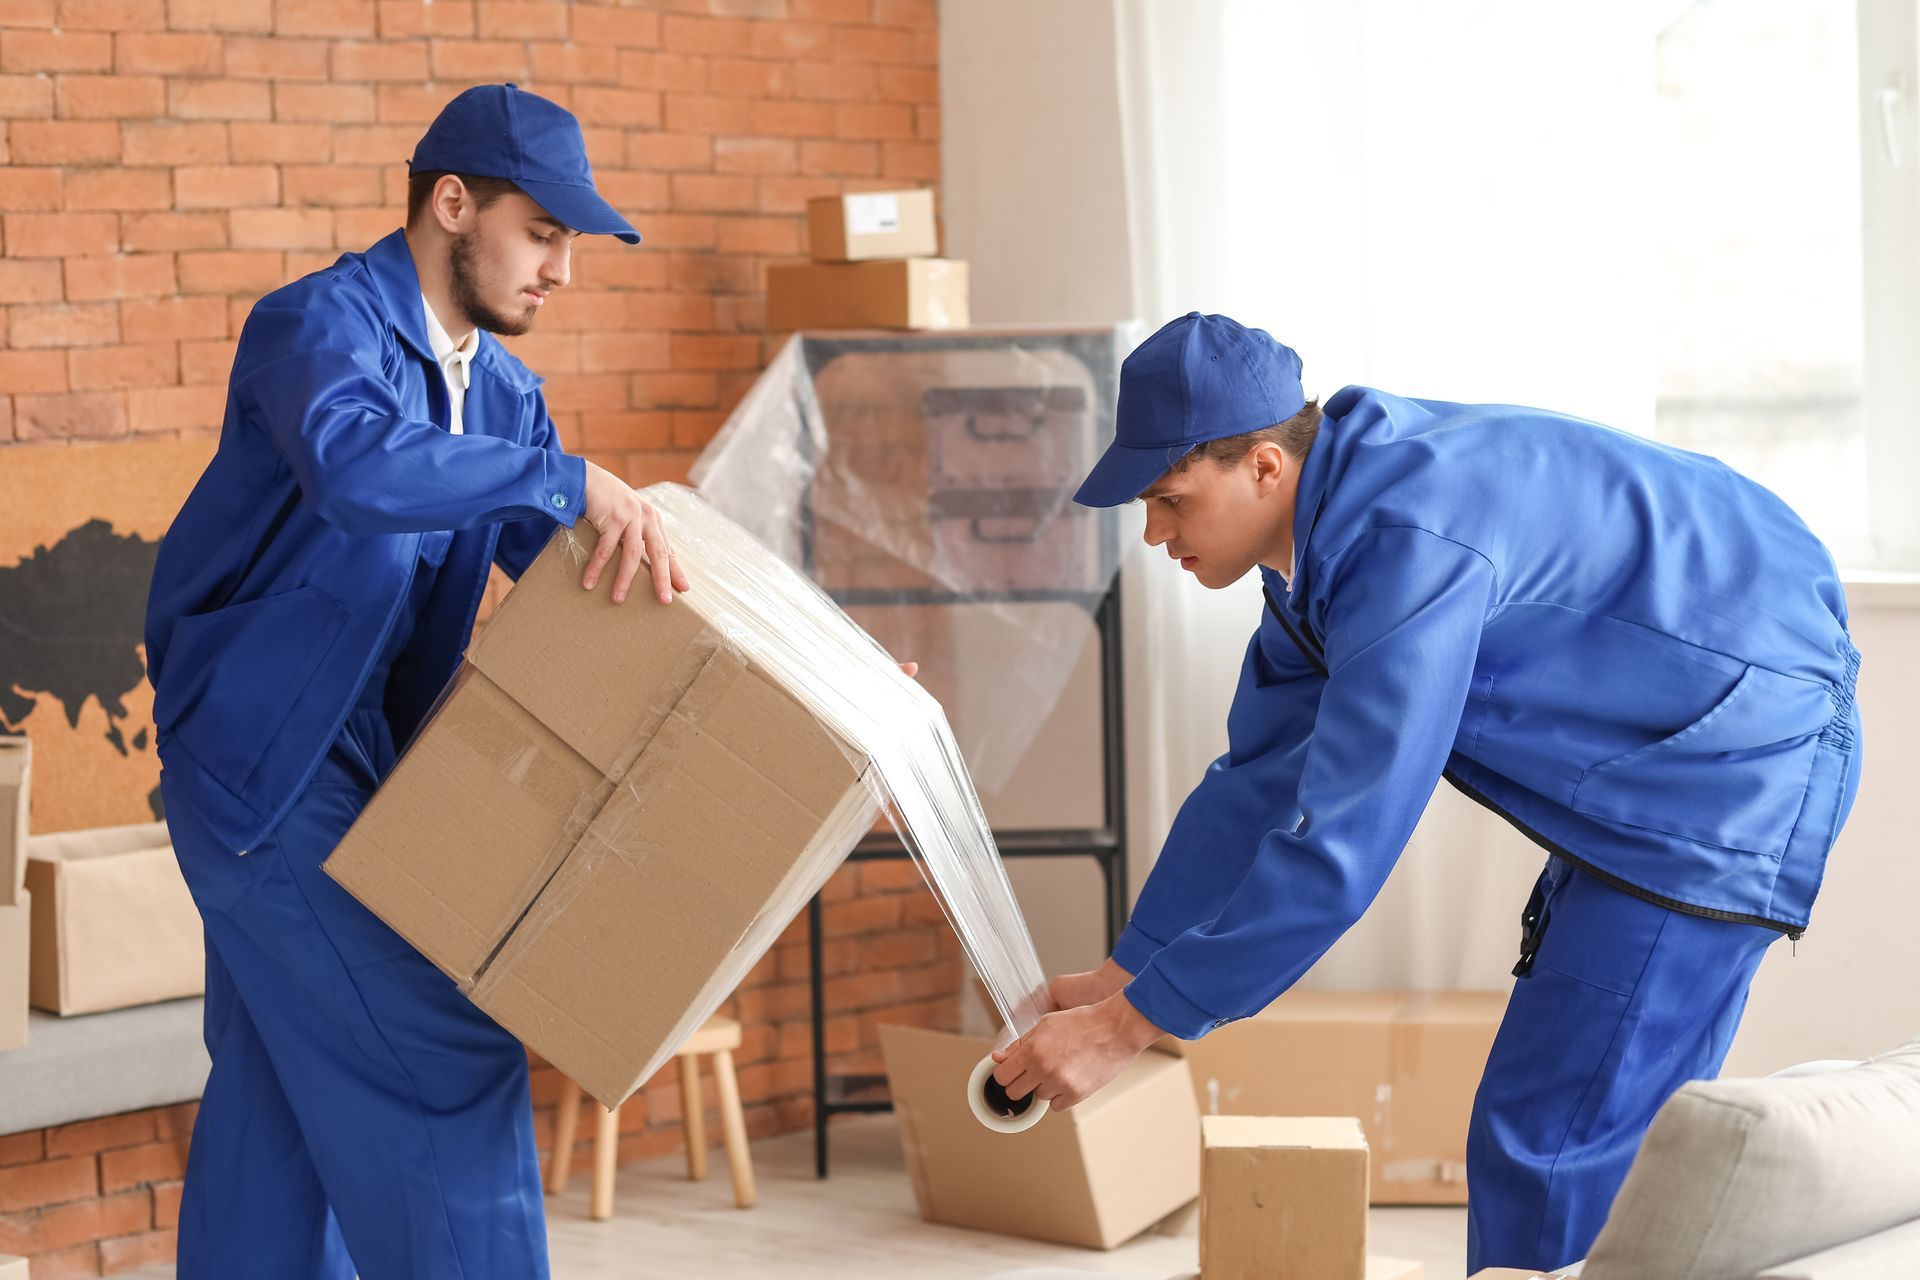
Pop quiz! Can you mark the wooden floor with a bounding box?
[122,1115,1469,1279]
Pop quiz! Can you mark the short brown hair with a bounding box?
[1170,398,1321,474]
[406,170,521,227]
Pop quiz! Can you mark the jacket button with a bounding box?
[550,492,569,510]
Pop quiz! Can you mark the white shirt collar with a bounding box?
[420,293,477,389]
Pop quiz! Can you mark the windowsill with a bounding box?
[1840,571,1920,610]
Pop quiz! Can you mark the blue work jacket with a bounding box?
[144,230,586,854]
[1118,387,1860,1038]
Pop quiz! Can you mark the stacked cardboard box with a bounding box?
[767,188,970,330]
[0,737,30,1051]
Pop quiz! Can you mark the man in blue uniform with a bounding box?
[143,86,688,1279]
[990,312,1862,1272]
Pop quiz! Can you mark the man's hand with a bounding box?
[989,990,1162,1112]
[581,462,691,605]
[1048,958,1131,1012]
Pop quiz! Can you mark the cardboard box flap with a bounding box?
[26,820,169,863]
[1205,1115,1368,1151]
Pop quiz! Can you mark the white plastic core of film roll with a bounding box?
[967,1052,1049,1134]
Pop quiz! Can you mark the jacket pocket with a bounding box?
[1569,663,1834,858]
[152,585,351,803]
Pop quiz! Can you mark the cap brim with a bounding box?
[513,176,642,244]
[1072,440,1191,508]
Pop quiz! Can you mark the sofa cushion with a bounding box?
[1583,1038,1920,1280]
[1755,1216,1920,1280]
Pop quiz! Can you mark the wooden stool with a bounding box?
[543,1015,756,1219]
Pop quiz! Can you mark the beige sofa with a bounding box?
[1477,1037,1920,1280]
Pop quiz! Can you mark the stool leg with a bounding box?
[680,1053,708,1181]
[591,1104,620,1221]
[712,1049,757,1209]
[546,1076,581,1196]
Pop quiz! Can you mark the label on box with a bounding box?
[846,193,902,236]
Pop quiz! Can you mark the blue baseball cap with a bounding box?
[1074,312,1305,507]
[410,84,641,244]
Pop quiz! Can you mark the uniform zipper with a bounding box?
[1259,587,1807,941]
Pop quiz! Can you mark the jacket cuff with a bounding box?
[542,452,588,528]
[1124,962,1233,1041]
[1111,921,1165,976]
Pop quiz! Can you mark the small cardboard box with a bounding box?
[25,821,202,1016]
[879,1024,1200,1249]
[807,189,938,261]
[766,258,970,331]
[0,891,28,1052]
[1181,990,1506,1204]
[1468,1271,1577,1279]
[0,737,28,906]
[1201,1116,1369,1280]
[327,514,882,1109]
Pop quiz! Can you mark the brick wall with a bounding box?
[0,0,957,1273]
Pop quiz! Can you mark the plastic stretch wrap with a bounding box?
[690,330,1132,794]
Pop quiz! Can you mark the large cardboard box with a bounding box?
[1181,990,1506,1204]
[0,892,28,1052]
[0,737,28,906]
[327,519,881,1109]
[880,1024,1200,1249]
[766,258,970,331]
[24,821,202,1016]
[807,189,938,261]
[1201,1115,1369,1280]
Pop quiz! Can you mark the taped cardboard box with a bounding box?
[1201,1116,1369,1280]
[879,1025,1199,1249]
[24,821,202,1016]
[766,259,970,331]
[1180,990,1506,1204]
[0,892,27,1052]
[327,519,881,1109]
[807,189,938,262]
[0,737,28,906]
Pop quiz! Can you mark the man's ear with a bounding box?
[1250,441,1290,493]
[431,174,471,234]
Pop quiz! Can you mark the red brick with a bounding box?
[122,293,226,337]
[799,137,875,176]
[5,210,117,255]
[151,1103,198,1142]
[716,214,800,255]
[569,85,660,127]
[914,101,937,142]
[228,119,330,162]
[620,211,708,250]
[17,392,128,439]
[707,0,787,15]
[568,5,657,49]
[625,129,709,172]
[64,167,171,210]
[659,13,752,57]
[669,172,756,212]
[911,25,935,64]
[836,24,913,67]
[756,174,841,214]
[152,1179,182,1230]
[474,0,564,39]
[179,335,237,381]
[794,59,874,102]
[372,81,457,124]
[527,39,618,84]
[6,118,117,162]
[328,122,413,165]
[666,249,755,293]
[751,98,834,138]
[330,37,426,80]
[64,253,175,299]
[331,204,393,247]
[834,100,911,140]
[375,0,472,36]
[576,331,670,374]
[711,135,793,175]
[120,209,226,251]
[662,92,752,135]
[176,249,284,294]
[0,1133,43,1168]
[99,1227,177,1273]
[70,341,178,389]
[274,0,376,38]
[670,332,757,371]
[0,72,51,115]
[174,162,277,208]
[877,64,936,103]
[669,408,724,448]
[618,49,706,93]
[750,19,831,59]
[428,37,526,80]
[622,290,711,329]
[126,382,221,432]
[0,166,59,209]
[168,77,271,119]
[619,450,694,488]
[823,893,900,937]
[9,302,120,346]
[58,0,162,22]
[121,119,227,164]
[114,30,223,74]
[709,292,765,332]
[230,206,331,250]
[709,56,789,98]
[222,34,329,79]
[592,168,667,212]
[167,0,272,30]
[586,249,668,290]
[0,29,111,73]
[575,409,669,450]
[0,1186,151,1256]
[874,0,932,26]
[0,348,68,390]
[274,80,374,122]
[628,369,715,410]
[280,163,380,207]
[792,0,865,21]
[881,140,937,180]
[0,0,54,22]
